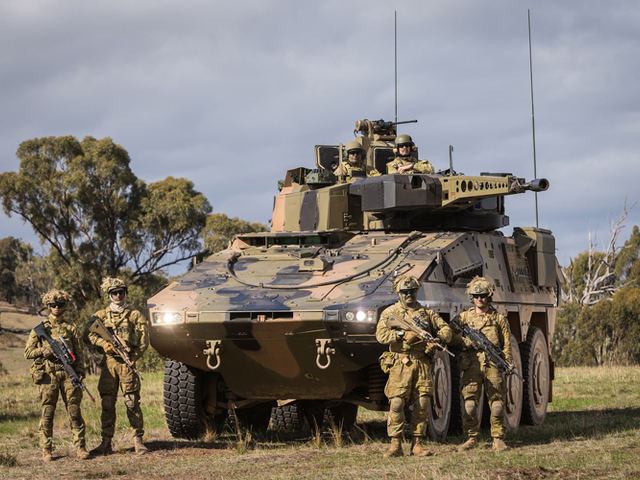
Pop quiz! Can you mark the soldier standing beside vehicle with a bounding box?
[386,134,435,174]
[453,276,513,452]
[24,290,90,462]
[376,275,452,458]
[86,277,149,455]
[334,141,381,178]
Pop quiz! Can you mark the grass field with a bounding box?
[2,306,640,479]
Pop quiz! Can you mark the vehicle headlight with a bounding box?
[152,312,183,325]
[343,310,376,322]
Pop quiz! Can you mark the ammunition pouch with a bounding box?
[379,351,396,374]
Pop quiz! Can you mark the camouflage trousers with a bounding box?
[39,369,86,449]
[98,356,144,439]
[384,355,433,438]
[460,360,506,439]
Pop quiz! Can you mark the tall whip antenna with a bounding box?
[528,9,539,228]
[395,11,398,124]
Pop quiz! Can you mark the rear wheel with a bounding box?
[164,359,218,439]
[270,402,306,431]
[521,327,550,425]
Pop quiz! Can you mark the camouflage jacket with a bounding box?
[454,307,513,365]
[86,306,149,362]
[24,314,86,376]
[386,157,435,174]
[334,161,381,178]
[376,302,452,354]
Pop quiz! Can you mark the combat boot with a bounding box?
[133,436,148,455]
[90,437,113,456]
[458,436,478,452]
[42,447,52,462]
[492,438,509,452]
[77,446,90,460]
[383,437,403,458]
[411,436,433,457]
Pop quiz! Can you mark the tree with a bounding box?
[0,136,211,309]
[200,213,267,254]
[0,237,21,303]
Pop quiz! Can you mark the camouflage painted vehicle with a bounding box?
[148,119,561,440]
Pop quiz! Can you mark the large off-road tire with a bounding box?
[505,334,523,431]
[428,350,453,441]
[446,353,464,434]
[164,359,214,439]
[270,402,306,431]
[521,327,550,425]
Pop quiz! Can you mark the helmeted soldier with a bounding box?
[376,275,452,457]
[334,140,381,178]
[386,134,435,174]
[86,277,150,455]
[453,276,513,452]
[24,290,90,462]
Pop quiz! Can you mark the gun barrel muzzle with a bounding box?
[524,178,549,192]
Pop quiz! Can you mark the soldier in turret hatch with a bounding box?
[334,141,381,178]
[386,134,435,174]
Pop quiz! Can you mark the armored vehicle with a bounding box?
[148,118,561,440]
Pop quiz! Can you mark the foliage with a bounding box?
[0,135,211,311]
[200,213,267,255]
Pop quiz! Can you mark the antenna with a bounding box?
[528,9,539,228]
[395,11,398,124]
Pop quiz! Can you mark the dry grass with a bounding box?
[1,303,640,479]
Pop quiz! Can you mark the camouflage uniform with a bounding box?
[376,302,452,439]
[87,305,149,440]
[24,306,87,452]
[386,157,435,174]
[455,305,512,440]
[334,161,381,178]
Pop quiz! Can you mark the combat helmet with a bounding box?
[345,140,364,154]
[394,134,415,154]
[42,289,72,307]
[465,276,494,301]
[392,274,421,293]
[101,277,128,294]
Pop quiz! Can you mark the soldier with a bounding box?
[24,290,90,462]
[376,275,452,457]
[86,277,150,455]
[334,141,381,178]
[453,276,513,452]
[386,134,435,174]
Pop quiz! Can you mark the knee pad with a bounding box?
[417,395,429,411]
[491,401,504,417]
[124,393,139,410]
[389,397,405,414]
[464,400,477,417]
[101,395,116,410]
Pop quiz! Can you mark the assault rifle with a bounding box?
[89,317,143,380]
[388,314,454,357]
[33,322,95,402]
[450,316,524,382]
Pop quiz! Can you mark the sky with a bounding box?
[1,0,639,274]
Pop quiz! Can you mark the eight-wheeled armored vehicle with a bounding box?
[148,118,561,439]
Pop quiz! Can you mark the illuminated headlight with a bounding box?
[152,312,183,325]
[344,310,376,322]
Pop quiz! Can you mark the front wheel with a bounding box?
[521,327,550,425]
[427,351,453,441]
[505,334,523,431]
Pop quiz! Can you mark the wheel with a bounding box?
[270,402,306,431]
[521,327,550,425]
[164,359,218,439]
[505,334,523,431]
[427,350,452,441]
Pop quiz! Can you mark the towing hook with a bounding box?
[315,339,335,370]
[204,340,223,370]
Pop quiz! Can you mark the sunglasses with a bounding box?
[471,294,489,299]
[110,289,126,296]
[400,289,418,295]
[397,144,412,149]
[47,302,67,308]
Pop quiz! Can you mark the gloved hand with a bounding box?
[402,331,420,344]
[103,343,118,355]
[462,337,475,349]
[425,343,437,355]
[41,347,55,359]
